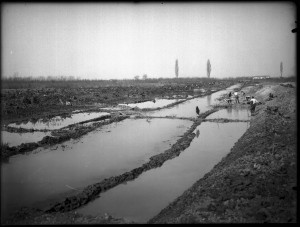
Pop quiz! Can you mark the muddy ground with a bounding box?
[1,78,297,224]
[149,81,297,223]
[1,79,233,125]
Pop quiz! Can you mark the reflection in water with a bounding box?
[227,107,233,115]
[1,119,193,220]
[196,129,200,138]
[7,112,110,130]
[77,122,249,223]
[207,107,250,121]
[207,94,212,106]
[147,84,242,118]
[121,99,184,110]
[1,131,50,147]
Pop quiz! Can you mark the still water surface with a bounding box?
[1,118,192,219]
[1,131,51,147]
[77,122,249,223]
[206,106,251,121]
[7,112,110,130]
[119,99,184,109]
[145,84,241,118]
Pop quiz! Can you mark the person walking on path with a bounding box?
[250,96,258,114]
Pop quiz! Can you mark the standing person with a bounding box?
[196,106,200,115]
[234,91,239,103]
[250,96,258,113]
[227,92,232,104]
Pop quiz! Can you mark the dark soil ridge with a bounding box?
[203,118,250,123]
[1,115,127,162]
[148,83,297,223]
[134,115,196,121]
[43,108,221,214]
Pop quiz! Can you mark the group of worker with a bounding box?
[228,90,259,113]
[227,90,246,104]
[195,90,259,117]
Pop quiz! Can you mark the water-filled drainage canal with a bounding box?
[1,131,51,147]
[1,118,192,219]
[206,106,251,121]
[145,84,242,118]
[7,112,110,130]
[76,121,249,223]
[119,98,184,109]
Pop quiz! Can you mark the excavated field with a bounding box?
[1,79,296,224]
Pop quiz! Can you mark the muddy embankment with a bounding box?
[149,82,297,223]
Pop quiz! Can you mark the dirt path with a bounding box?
[149,82,297,223]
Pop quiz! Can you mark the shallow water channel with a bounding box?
[119,98,184,109]
[145,84,241,118]
[1,118,192,219]
[7,112,110,130]
[206,105,251,121]
[1,131,51,147]
[76,121,249,223]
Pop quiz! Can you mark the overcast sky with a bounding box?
[2,2,296,79]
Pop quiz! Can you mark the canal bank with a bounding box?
[149,82,297,223]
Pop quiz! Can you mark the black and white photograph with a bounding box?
[1,2,297,224]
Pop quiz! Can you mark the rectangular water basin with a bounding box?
[76,121,249,223]
[1,118,193,220]
[206,106,251,121]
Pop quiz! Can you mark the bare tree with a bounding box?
[280,62,283,78]
[142,74,148,80]
[175,59,179,78]
[207,59,211,78]
[134,75,140,80]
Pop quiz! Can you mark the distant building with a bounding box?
[253,75,270,80]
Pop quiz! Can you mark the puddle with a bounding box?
[1,131,51,147]
[76,121,249,223]
[1,118,192,219]
[119,99,184,110]
[145,84,241,118]
[206,106,251,120]
[7,112,110,130]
